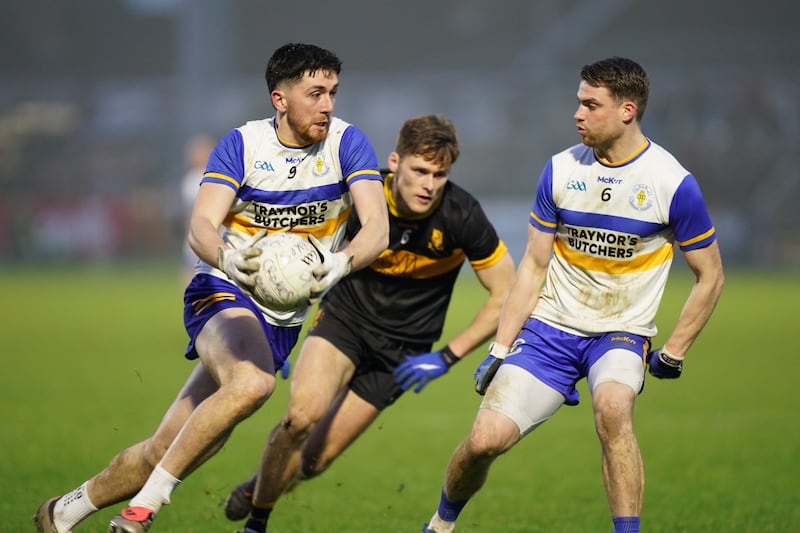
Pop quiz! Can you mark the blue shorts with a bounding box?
[504,319,649,406]
[182,274,301,369]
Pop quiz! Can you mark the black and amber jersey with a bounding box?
[321,172,508,343]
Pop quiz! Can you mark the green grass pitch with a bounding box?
[2,265,798,532]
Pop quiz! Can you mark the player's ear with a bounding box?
[387,152,400,172]
[272,89,287,112]
[621,100,637,124]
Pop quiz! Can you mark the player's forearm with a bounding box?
[664,270,724,357]
[495,266,544,347]
[446,295,505,359]
[188,218,227,268]
[493,225,551,348]
[346,179,389,271]
[448,255,516,358]
[343,218,388,272]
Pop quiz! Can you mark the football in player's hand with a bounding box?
[251,232,322,311]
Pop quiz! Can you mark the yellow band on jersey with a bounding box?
[371,248,466,278]
[553,236,673,274]
[470,240,509,271]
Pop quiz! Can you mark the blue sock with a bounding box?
[612,516,640,533]
[436,487,469,522]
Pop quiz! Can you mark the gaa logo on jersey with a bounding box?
[628,184,654,211]
[312,153,330,177]
[566,179,587,191]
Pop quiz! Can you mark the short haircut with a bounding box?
[395,115,460,168]
[265,43,342,92]
[581,57,650,122]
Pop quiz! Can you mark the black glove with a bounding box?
[474,342,509,395]
[646,347,683,379]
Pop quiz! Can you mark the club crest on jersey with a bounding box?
[628,184,654,211]
[428,228,444,251]
[312,154,330,177]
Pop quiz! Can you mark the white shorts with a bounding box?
[480,347,645,436]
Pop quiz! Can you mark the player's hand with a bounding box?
[278,358,291,380]
[307,235,352,303]
[218,230,267,290]
[646,347,684,379]
[474,342,509,395]
[393,347,459,393]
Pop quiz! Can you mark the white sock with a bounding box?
[428,512,456,533]
[128,464,181,514]
[53,481,98,531]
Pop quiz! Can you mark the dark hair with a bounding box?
[395,115,460,168]
[581,57,649,121]
[265,43,342,92]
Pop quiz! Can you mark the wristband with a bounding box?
[440,345,459,367]
[488,342,510,359]
[659,348,684,368]
[217,245,226,271]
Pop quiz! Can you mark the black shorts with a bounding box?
[308,305,432,410]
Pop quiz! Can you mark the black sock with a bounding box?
[243,504,273,533]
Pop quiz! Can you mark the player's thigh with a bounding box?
[587,347,645,397]
[588,348,642,433]
[194,306,276,385]
[481,364,565,439]
[289,335,356,421]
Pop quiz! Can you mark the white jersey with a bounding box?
[197,116,381,326]
[529,139,716,337]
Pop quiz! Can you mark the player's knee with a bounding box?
[465,426,508,459]
[275,409,316,446]
[225,370,276,418]
[142,437,169,469]
[593,389,634,441]
[463,408,519,459]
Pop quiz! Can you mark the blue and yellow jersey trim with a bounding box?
[530,210,557,232]
[202,172,240,190]
[347,168,382,184]
[678,226,716,250]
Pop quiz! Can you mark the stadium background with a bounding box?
[1,0,797,268]
[2,3,799,531]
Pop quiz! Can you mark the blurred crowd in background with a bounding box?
[1,0,797,267]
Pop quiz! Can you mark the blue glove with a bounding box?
[393,346,459,393]
[474,342,509,395]
[646,347,683,379]
[278,358,291,380]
